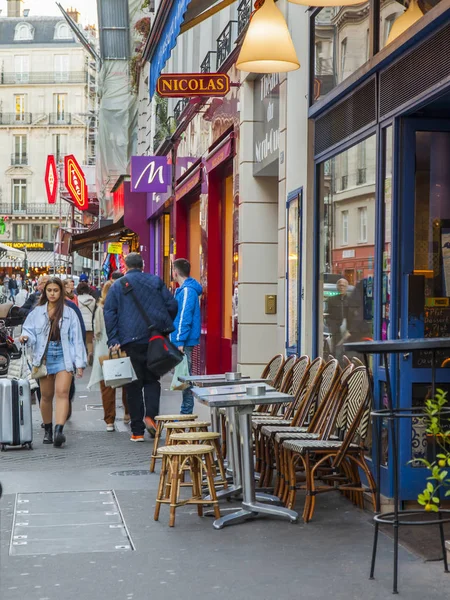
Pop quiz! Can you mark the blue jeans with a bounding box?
[180,346,195,415]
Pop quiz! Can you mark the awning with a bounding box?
[205,132,234,173]
[0,243,25,260]
[175,162,203,201]
[0,251,66,269]
[70,218,127,253]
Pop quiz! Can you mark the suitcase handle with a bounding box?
[19,400,24,425]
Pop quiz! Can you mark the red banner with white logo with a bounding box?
[45,155,58,204]
[64,155,88,211]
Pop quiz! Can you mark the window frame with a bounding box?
[14,22,34,41]
[12,179,27,214]
[342,210,349,246]
[359,206,368,243]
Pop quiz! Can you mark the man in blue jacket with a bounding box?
[104,253,178,442]
[171,258,202,415]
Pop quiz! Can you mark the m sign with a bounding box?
[131,156,170,193]
[157,73,230,98]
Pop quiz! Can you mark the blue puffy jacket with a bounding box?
[171,278,202,347]
[104,269,178,347]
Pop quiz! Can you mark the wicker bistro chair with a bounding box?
[258,359,341,489]
[150,414,199,472]
[169,431,228,489]
[254,354,296,414]
[154,444,220,527]
[283,367,376,523]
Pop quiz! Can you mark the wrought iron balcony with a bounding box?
[49,113,72,125]
[216,21,238,69]
[0,203,59,215]
[0,113,32,125]
[0,71,88,85]
[173,98,189,123]
[11,153,28,166]
[238,0,252,36]
[200,51,217,73]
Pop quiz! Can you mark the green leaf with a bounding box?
[430,504,440,512]
[418,497,427,506]
[427,482,434,492]
[445,490,450,497]
[432,497,440,503]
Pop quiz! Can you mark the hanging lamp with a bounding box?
[289,0,366,6]
[236,0,300,73]
[386,0,423,45]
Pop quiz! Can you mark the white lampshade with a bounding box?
[289,0,366,5]
[236,0,300,73]
[386,0,423,45]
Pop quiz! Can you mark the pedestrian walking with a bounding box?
[19,275,49,317]
[16,273,22,291]
[8,274,17,303]
[19,277,86,447]
[77,281,96,363]
[64,278,78,306]
[171,258,202,415]
[79,273,100,299]
[15,283,29,307]
[104,252,177,442]
[88,281,130,431]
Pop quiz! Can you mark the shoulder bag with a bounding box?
[119,278,183,377]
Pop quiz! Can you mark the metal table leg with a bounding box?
[213,407,298,529]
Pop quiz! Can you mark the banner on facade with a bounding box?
[205,138,233,173]
[157,73,230,98]
[64,155,88,211]
[107,242,123,254]
[45,155,58,204]
[131,156,170,193]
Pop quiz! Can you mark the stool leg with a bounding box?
[169,455,180,527]
[213,438,228,489]
[150,421,164,472]
[204,453,221,519]
[154,455,168,521]
[191,456,203,517]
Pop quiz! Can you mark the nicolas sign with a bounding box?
[157,73,230,98]
[131,156,170,193]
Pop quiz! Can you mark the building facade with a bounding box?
[0,3,97,275]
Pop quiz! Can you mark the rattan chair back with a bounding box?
[270,355,310,416]
[301,359,341,431]
[289,357,325,427]
[261,354,284,385]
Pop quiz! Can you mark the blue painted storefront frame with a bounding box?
[286,188,303,356]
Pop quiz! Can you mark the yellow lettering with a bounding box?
[199,78,208,91]
[162,79,172,92]
[208,79,217,91]
[179,80,188,91]
[188,79,198,91]
[217,78,225,91]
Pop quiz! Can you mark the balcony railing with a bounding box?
[238,0,252,36]
[0,71,88,85]
[216,21,238,69]
[200,51,217,73]
[0,113,32,125]
[173,98,189,123]
[0,203,59,216]
[357,167,367,185]
[11,153,28,166]
[49,113,72,125]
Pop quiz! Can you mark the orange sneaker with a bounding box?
[130,435,144,443]
[144,416,157,438]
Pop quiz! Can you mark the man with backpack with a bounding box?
[104,253,178,442]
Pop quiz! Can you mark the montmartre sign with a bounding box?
[157,73,230,98]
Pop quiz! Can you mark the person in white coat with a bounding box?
[77,281,96,360]
[88,281,129,431]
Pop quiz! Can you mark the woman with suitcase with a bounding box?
[19,277,86,447]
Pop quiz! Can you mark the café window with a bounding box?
[318,135,376,363]
[313,4,370,103]
[287,191,302,354]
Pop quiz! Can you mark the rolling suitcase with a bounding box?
[0,379,32,451]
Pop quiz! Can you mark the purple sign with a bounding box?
[147,156,195,219]
[131,156,170,193]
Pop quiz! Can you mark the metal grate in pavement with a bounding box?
[10,490,134,556]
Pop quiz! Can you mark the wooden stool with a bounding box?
[154,444,221,527]
[163,420,210,443]
[150,414,199,472]
[169,431,228,488]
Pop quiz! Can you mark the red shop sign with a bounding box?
[157,73,230,98]
[44,155,58,204]
[64,155,88,211]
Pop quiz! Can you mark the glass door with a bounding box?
[398,119,450,499]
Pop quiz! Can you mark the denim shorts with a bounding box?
[45,341,67,375]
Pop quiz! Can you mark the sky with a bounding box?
[0,0,98,25]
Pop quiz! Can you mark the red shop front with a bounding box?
[174,131,238,375]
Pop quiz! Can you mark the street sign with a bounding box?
[107,242,123,254]
[45,155,58,204]
[131,156,170,193]
[157,73,230,98]
[64,155,88,211]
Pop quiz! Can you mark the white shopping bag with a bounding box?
[102,355,137,389]
[170,354,190,391]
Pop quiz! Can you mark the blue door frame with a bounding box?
[286,188,303,356]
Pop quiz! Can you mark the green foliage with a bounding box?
[410,389,450,512]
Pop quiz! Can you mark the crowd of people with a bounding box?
[15,253,202,447]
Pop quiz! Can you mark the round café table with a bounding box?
[344,337,450,594]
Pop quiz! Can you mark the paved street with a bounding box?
[1,372,449,600]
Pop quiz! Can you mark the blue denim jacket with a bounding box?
[22,304,87,371]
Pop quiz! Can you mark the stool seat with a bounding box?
[169,432,221,442]
[164,420,210,429]
[155,414,198,421]
[159,444,215,456]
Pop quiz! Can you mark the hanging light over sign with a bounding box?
[236,0,300,73]
[64,155,88,211]
[45,155,58,204]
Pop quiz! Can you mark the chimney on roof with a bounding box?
[67,7,80,23]
[7,0,24,18]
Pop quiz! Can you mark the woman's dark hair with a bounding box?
[77,282,91,295]
[39,277,65,339]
